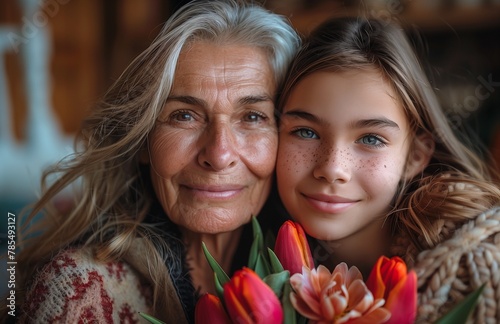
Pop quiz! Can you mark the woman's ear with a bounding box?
[404,133,434,179]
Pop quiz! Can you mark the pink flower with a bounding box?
[274,221,315,275]
[195,293,231,324]
[224,267,283,323]
[366,256,417,324]
[290,264,391,324]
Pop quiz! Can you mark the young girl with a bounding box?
[276,17,500,322]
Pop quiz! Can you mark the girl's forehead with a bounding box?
[282,69,410,131]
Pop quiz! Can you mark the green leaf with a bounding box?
[282,282,296,324]
[263,270,289,297]
[139,312,166,324]
[202,242,230,285]
[268,248,285,273]
[251,216,264,244]
[249,216,267,269]
[435,283,486,324]
[254,253,271,278]
[214,272,225,301]
[248,233,262,269]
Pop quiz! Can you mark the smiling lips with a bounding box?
[183,184,244,200]
[303,193,358,213]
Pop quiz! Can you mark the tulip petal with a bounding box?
[366,256,387,300]
[290,291,323,320]
[274,221,314,275]
[224,268,283,324]
[321,292,347,320]
[295,221,315,269]
[290,272,321,314]
[385,271,417,324]
[380,257,407,294]
[224,284,254,323]
[195,293,231,324]
[348,280,375,313]
[347,307,391,324]
[290,261,392,324]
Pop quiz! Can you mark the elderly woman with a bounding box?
[9,1,300,323]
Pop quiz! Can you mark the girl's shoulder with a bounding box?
[19,247,153,323]
[413,205,500,323]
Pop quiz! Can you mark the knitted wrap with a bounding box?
[411,206,500,323]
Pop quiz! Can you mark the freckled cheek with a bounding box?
[355,155,405,186]
[276,142,316,180]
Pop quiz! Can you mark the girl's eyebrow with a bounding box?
[351,118,400,130]
[283,109,400,130]
[282,110,320,123]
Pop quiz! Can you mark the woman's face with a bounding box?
[277,69,413,242]
[147,41,277,234]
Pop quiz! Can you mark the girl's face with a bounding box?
[277,69,412,242]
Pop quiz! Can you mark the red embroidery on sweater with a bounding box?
[51,253,77,274]
[25,280,49,314]
[77,308,98,324]
[119,304,139,323]
[51,270,114,323]
[106,261,127,281]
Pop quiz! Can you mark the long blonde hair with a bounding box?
[13,0,300,317]
[277,17,499,253]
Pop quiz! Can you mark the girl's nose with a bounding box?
[312,147,351,184]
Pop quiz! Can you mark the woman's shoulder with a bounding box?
[19,247,153,323]
[413,205,500,323]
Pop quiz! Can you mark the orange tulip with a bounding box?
[366,256,417,324]
[274,220,314,275]
[223,267,283,324]
[195,293,231,324]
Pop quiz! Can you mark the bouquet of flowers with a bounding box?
[141,218,484,324]
[193,218,416,324]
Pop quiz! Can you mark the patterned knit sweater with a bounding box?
[393,206,500,323]
[16,212,268,323]
[18,248,153,323]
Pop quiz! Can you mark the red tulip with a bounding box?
[366,256,417,324]
[223,267,283,324]
[195,293,231,324]
[274,220,314,275]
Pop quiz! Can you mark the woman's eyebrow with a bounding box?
[167,95,206,107]
[166,95,272,107]
[239,95,273,105]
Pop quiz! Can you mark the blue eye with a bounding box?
[292,128,318,139]
[358,134,386,147]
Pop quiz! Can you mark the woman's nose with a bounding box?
[312,147,351,184]
[197,121,238,171]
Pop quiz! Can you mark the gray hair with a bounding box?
[91,0,301,163]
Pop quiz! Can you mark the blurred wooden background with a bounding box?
[1,0,499,166]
